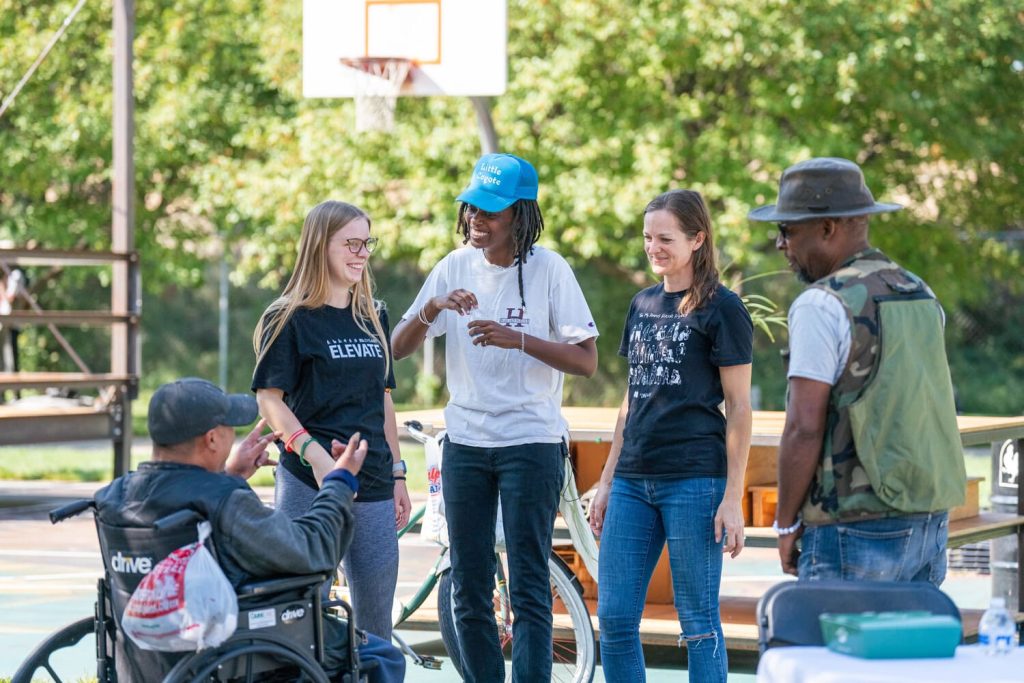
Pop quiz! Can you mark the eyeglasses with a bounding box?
[344,237,379,254]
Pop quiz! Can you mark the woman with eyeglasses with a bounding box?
[588,189,753,683]
[251,200,410,641]
[391,154,599,682]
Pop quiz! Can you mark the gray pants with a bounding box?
[274,466,399,639]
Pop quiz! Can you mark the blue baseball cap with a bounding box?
[456,153,539,212]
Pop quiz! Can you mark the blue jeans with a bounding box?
[597,476,728,683]
[357,631,406,683]
[323,615,405,683]
[443,437,566,683]
[798,511,949,585]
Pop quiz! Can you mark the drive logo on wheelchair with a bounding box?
[110,550,154,575]
[281,604,306,624]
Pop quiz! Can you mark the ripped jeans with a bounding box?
[597,476,727,683]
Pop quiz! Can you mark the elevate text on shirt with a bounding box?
[328,340,384,359]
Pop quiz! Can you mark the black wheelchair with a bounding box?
[14,499,374,683]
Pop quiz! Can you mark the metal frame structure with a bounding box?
[0,0,138,477]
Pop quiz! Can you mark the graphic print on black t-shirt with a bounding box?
[615,283,753,480]
[252,304,396,502]
[627,313,692,395]
[327,337,386,360]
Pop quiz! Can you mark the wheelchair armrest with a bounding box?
[236,573,329,599]
[152,509,204,532]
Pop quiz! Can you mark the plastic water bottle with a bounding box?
[978,597,1016,655]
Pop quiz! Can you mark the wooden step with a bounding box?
[0,372,136,391]
[1,311,137,325]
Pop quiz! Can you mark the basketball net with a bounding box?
[341,57,413,133]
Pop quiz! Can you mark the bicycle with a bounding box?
[387,420,597,683]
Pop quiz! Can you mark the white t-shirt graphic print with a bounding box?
[404,246,598,447]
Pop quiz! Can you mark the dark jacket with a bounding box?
[94,461,356,681]
[95,461,356,586]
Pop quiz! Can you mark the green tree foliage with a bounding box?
[1,0,1021,409]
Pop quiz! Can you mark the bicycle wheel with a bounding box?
[12,616,96,683]
[438,551,596,683]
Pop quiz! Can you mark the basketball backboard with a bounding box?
[303,0,508,98]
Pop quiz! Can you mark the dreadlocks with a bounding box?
[457,199,545,308]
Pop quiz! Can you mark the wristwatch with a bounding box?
[392,459,407,476]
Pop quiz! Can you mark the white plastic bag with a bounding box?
[419,430,505,549]
[420,431,449,546]
[121,521,238,651]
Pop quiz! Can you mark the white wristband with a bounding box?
[772,517,803,536]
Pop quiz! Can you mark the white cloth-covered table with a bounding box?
[756,645,1024,683]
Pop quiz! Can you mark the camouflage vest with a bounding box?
[800,248,965,524]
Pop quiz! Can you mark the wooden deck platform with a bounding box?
[0,372,136,446]
[396,408,1024,647]
[395,594,991,651]
[0,402,114,444]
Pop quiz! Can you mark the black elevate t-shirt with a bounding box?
[252,304,397,502]
[616,283,753,479]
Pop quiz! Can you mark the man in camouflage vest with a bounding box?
[749,158,965,584]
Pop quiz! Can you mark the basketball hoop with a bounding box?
[340,57,413,133]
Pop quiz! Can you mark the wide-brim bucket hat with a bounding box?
[748,157,902,223]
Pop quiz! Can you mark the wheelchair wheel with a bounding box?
[162,631,332,683]
[437,551,596,683]
[12,616,96,683]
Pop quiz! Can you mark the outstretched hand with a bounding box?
[224,418,280,480]
[331,433,368,477]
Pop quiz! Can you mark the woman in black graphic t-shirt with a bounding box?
[251,200,410,641]
[588,190,753,683]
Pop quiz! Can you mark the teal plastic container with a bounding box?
[819,611,961,659]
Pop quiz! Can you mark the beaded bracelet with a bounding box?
[772,516,802,536]
[520,330,526,353]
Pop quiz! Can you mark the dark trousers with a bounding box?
[442,437,565,683]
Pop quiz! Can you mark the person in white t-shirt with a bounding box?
[392,153,599,682]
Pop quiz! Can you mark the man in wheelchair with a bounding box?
[94,377,405,682]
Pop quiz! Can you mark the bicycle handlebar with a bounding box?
[404,419,442,445]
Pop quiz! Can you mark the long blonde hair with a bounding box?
[253,200,391,377]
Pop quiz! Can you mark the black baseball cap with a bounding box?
[148,378,258,446]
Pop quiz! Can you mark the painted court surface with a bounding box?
[0,481,991,681]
